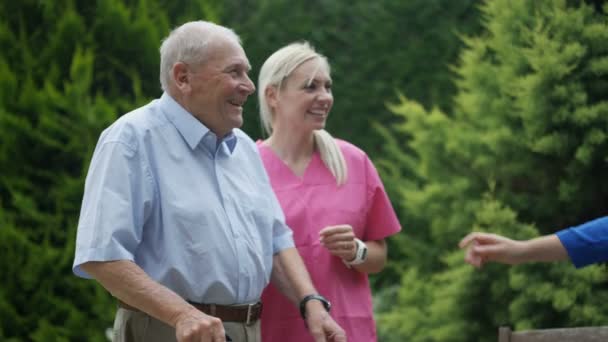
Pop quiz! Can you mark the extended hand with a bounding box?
[174,307,226,342]
[319,225,357,261]
[458,232,524,268]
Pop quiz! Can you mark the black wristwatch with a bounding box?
[299,294,331,319]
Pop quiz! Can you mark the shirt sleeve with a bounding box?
[363,155,402,241]
[269,191,295,254]
[556,216,608,268]
[73,139,154,278]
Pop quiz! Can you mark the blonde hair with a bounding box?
[258,42,347,185]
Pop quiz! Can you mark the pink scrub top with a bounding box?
[257,139,402,342]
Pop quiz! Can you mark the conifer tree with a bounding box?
[375,1,608,341]
[222,0,482,152]
[0,1,221,339]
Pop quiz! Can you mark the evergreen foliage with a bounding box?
[0,1,220,339]
[6,0,604,340]
[222,0,482,153]
[375,1,608,341]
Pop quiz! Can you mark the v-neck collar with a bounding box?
[258,142,319,184]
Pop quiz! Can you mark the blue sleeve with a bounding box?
[556,216,608,268]
[73,138,154,278]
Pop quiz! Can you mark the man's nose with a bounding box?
[240,75,256,95]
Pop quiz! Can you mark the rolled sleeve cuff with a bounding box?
[73,244,135,278]
[272,232,295,255]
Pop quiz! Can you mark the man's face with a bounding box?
[188,38,255,137]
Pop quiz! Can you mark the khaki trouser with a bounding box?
[112,308,261,342]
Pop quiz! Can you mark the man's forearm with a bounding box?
[80,260,196,327]
[271,247,317,304]
[271,247,345,340]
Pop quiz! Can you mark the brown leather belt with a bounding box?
[118,300,262,325]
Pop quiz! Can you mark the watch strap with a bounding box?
[344,238,368,266]
[299,294,331,319]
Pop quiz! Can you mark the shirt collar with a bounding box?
[159,92,238,154]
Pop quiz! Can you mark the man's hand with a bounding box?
[80,260,227,342]
[173,307,226,342]
[304,301,347,342]
[458,232,525,268]
[271,248,347,340]
[319,225,357,261]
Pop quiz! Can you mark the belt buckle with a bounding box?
[245,303,255,326]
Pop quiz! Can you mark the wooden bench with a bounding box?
[498,326,608,342]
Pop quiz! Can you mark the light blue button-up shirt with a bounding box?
[73,92,294,304]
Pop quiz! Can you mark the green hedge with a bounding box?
[375,1,608,341]
[0,1,220,340]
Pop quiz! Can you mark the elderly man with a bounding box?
[73,21,346,342]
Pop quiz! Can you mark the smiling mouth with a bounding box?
[229,99,246,107]
[308,110,328,117]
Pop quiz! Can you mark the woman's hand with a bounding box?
[319,225,357,261]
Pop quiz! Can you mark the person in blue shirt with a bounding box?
[73,21,346,342]
[459,216,608,268]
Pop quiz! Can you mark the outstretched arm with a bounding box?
[458,232,568,268]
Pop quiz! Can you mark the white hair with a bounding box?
[159,20,241,92]
[258,42,347,186]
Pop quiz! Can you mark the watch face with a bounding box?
[360,246,368,260]
[356,238,367,261]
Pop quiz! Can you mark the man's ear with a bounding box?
[172,62,191,93]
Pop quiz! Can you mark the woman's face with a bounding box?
[271,58,333,134]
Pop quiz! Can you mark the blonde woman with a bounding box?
[257,42,401,342]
